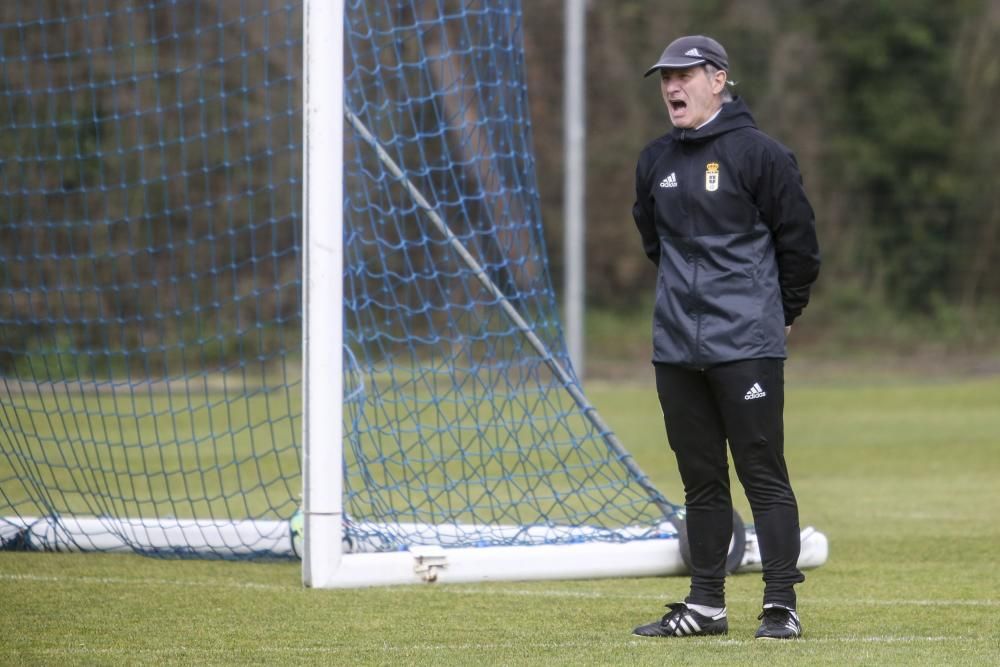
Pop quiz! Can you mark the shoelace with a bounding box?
[659,603,689,626]
[758,607,798,633]
[658,603,708,636]
[758,607,791,623]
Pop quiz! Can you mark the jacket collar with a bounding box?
[672,97,757,143]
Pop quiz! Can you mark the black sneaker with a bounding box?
[755,604,802,639]
[633,602,728,637]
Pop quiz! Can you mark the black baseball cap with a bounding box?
[643,35,729,77]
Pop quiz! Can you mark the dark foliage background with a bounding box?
[525,0,1000,347]
[3,1,999,377]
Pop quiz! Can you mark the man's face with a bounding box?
[659,66,726,129]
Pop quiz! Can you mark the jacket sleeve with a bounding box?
[632,150,660,266]
[754,144,821,325]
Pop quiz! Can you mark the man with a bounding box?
[630,35,820,640]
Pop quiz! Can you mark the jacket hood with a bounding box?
[672,96,756,142]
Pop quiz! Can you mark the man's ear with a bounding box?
[713,71,728,95]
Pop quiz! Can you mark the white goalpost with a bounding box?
[301,0,346,589]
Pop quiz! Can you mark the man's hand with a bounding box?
[785,325,792,336]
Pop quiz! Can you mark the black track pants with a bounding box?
[654,359,805,609]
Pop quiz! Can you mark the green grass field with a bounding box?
[2,361,999,665]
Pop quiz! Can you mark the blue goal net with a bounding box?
[0,1,673,559]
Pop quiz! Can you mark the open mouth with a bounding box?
[669,100,687,113]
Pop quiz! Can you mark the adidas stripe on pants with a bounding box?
[654,358,805,609]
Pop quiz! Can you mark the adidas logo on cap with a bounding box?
[685,48,702,57]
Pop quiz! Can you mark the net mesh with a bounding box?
[0,0,670,559]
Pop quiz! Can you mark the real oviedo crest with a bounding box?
[705,162,720,192]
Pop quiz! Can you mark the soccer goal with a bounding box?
[0,1,826,587]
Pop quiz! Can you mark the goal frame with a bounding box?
[299,1,827,588]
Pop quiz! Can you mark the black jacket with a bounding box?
[632,97,820,367]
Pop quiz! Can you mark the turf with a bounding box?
[2,363,999,665]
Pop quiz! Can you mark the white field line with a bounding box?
[3,636,979,659]
[1,572,997,609]
[432,586,1000,607]
[0,572,288,591]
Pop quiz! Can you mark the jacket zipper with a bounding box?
[680,145,703,367]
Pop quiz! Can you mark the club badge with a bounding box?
[705,162,720,192]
